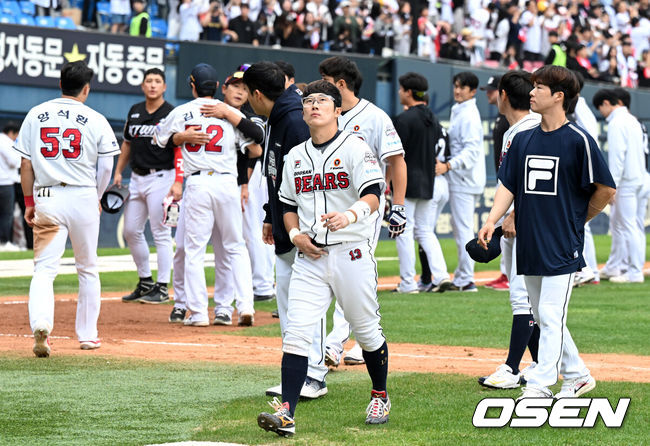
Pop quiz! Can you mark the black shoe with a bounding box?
[271,308,279,318]
[140,283,170,304]
[169,307,187,323]
[448,282,478,292]
[254,294,275,302]
[122,279,155,302]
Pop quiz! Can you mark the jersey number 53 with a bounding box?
[184,124,224,153]
[40,127,82,159]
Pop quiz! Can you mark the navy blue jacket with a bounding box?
[263,86,310,255]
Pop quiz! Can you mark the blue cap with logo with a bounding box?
[188,63,218,90]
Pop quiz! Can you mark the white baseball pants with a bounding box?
[29,185,101,342]
[449,190,479,286]
[605,184,645,281]
[523,274,590,391]
[123,170,175,283]
[582,222,599,280]
[183,174,254,322]
[283,241,385,358]
[276,248,328,382]
[242,162,275,296]
[396,197,437,291]
[500,236,531,315]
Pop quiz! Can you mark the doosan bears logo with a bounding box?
[294,172,350,194]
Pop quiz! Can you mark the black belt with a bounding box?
[132,167,166,176]
[312,240,341,248]
[191,170,228,176]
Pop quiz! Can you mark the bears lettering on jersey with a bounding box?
[294,172,350,194]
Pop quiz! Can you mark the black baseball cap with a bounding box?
[480,75,502,91]
[188,63,218,89]
[465,226,503,263]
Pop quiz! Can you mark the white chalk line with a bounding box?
[1,296,121,305]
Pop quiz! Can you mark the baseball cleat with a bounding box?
[555,375,596,399]
[485,274,508,289]
[609,275,644,284]
[478,364,521,389]
[32,327,51,358]
[391,284,419,294]
[183,316,209,327]
[343,343,365,365]
[516,386,552,402]
[80,340,101,350]
[168,307,187,323]
[238,312,254,326]
[417,280,433,292]
[122,279,154,303]
[325,346,341,368]
[448,282,478,292]
[300,377,328,399]
[213,312,232,326]
[271,308,279,318]
[140,283,170,304]
[254,294,275,302]
[365,390,390,424]
[431,278,453,293]
[258,397,295,437]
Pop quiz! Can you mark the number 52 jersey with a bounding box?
[14,98,120,188]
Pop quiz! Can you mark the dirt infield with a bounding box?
[1,281,649,383]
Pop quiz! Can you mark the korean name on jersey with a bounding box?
[278,131,385,245]
[13,98,119,188]
[154,98,252,175]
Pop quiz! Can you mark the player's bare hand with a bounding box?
[24,207,35,228]
[503,212,516,238]
[321,212,349,232]
[293,234,327,259]
[262,223,274,245]
[112,173,123,187]
[477,223,495,250]
[200,102,229,119]
[240,184,249,211]
[434,160,447,176]
[168,181,183,201]
[181,126,210,145]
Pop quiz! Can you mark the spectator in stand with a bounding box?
[167,0,182,39]
[306,0,332,43]
[203,1,229,41]
[333,1,362,52]
[31,0,59,17]
[439,31,470,61]
[638,49,650,87]
[255,7,277,46]
[520,0,544,64]
[630,16,650,56]
[393,4,412,57]
[618,36,639,87]
[544,30,566,66]
[506,1,522,63]
[225,0,243,20]
[0,123,21,252]
[599,45,622,83]
[417,6,438,60]
[273,0,305,47]
[110,0,131,33]
[486,5,511,64]
[129,0,151,37]
[178,0,206,41]
[226,2,260,44]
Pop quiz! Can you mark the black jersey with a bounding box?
[123,101,175,171]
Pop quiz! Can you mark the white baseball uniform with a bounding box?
[14,97,119,341]
[278,131,386,356]
[326,98,405,356]
[155,98,255,323]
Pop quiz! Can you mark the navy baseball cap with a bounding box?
[188,63,218,89]
[465,226,503,263]
[480,75,501,91]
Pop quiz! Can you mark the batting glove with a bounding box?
[387,204,406,238]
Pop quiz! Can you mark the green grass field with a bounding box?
[0,235,648,445]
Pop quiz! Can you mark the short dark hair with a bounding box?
[573,70,585,91]
[274,60,295,80]
[196,85,217,98]
[2,121,20,134]
[592,88,619,108]
[549,30,559,37]
[530,65,579,112]
[319,56,362,94]
[498,71,533,111]
[144,67,165,82]
[60,61,94,96]
[452,71,479,90]
[611,87,631,108]
[398,72,428,100]
[242,61,286,101]
[302,80,342,107]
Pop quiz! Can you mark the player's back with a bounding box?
[16,98,116,188]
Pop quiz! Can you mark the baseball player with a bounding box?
[393,72,451,294]
[436,71,486,292]
[257,80,389,437]
[113,68,176,304]
[593,88,646,284]
[478,66,616,400]
[243,62,329,399]
[14,61,120,357]
[319,56,406,367]
[478,71,541,389]
[154,63,261,327]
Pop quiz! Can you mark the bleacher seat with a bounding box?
[34,16,55,27]
[151,18,167,38]
[0,13,15,24]
[16,14,34,26]
[148,2,159,17]
[19,0,35,15]
[56,16,76,29]
[2,1,21,16]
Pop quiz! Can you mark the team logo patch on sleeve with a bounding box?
[295,160,301,168]
[525,155,559,195]
[353,125,360,131]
